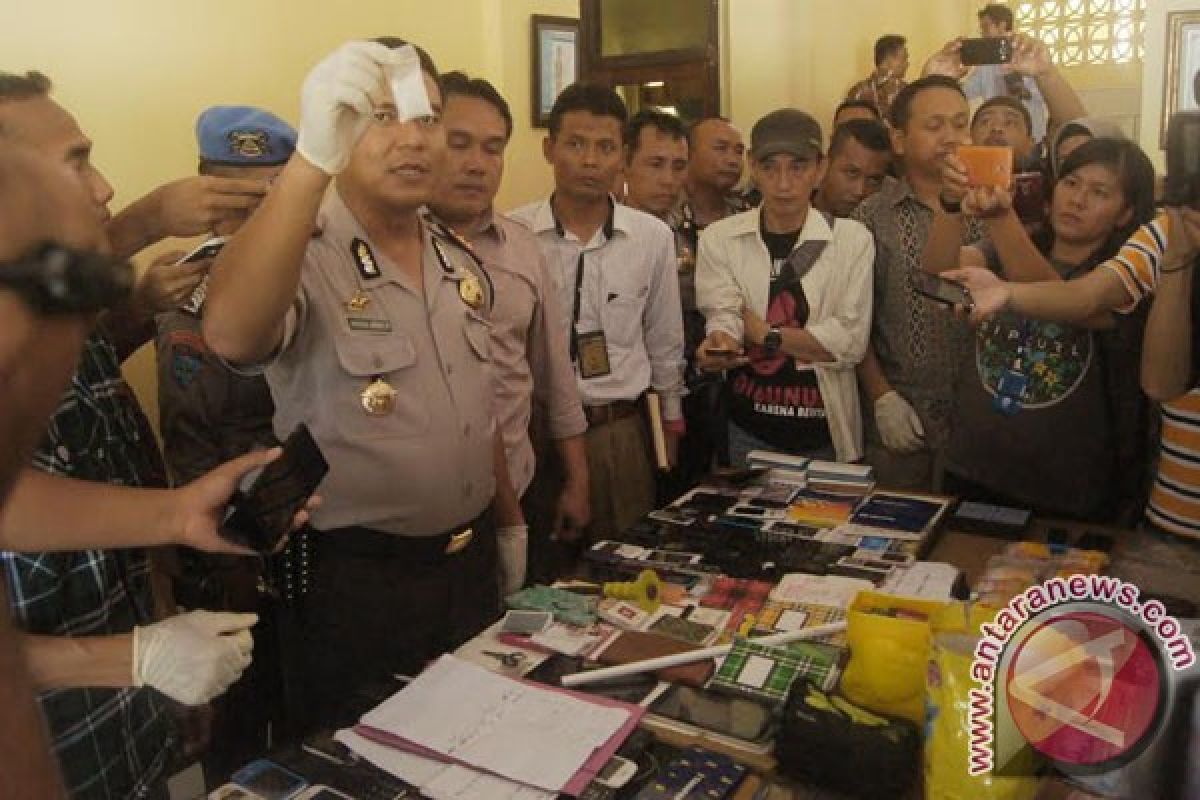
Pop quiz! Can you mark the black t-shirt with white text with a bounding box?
[727,225,832,453]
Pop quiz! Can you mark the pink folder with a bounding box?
[353,677,646,797]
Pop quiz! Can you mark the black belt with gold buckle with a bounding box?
[316,519,482,562]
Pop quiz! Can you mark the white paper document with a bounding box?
[335,728,556,800]
[769,573,874,608]
[880,561,960,600]
[359,655,630,792]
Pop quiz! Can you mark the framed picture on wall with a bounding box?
[532,15,579,128]
[1162,9,1200,147]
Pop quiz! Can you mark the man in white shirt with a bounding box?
[695,109,875,465]
[510,83,685,543]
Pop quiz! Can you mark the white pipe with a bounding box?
[560,621,848,688]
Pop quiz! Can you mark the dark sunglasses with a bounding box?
[0,242,133,315]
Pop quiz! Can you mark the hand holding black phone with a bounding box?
[222,424,328,553]
[959,36,1012,66]
[912,271,975,311]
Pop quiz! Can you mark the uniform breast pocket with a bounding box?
[332,333,429,440]
[462,310,492,363]
[600,280,648,348]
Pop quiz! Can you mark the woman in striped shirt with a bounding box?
[1140,208,1200,539]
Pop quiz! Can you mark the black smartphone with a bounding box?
[177,235,228,264]
[647,685,775,743]
[223,424,328,552]
[960,36,1013,65]
[0,243,133,315]
[912,271,974,310]
[1012,171,1047,226]
[1164,111,1200,209]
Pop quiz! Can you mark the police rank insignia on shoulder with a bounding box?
[428,221,494,313]
[351,238,380,280]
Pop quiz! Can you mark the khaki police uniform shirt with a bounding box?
[463,211,586,497]
[267,189,496,535]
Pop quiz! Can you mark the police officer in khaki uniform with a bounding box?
[203,38,525,729]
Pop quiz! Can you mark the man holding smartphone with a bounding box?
[695,109,875,466]
[0,72,320,799]
[851,77,981,490]
[962,5,1051,143]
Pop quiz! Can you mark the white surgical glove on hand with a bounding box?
[496,525,529,598]
[296,41,396,175]
[874,390,926,454]
[132,610,257,706]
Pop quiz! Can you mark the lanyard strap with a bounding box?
[569,250,586,362]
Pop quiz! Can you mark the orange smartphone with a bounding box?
[957,145,1013,189]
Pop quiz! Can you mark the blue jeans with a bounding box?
[727,423,837,467]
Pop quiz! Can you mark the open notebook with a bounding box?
[341,654,643,797]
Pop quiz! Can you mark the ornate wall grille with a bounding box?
[1011,0,1146,66]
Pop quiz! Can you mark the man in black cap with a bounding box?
[695,109,875,466]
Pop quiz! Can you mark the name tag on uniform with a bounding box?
[577,330,612,379]
[347,317,393,333]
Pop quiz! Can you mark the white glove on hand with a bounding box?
[496,525,529,598]
[132,610,257,706]
[874,390,926,454]
[296,41,396,175]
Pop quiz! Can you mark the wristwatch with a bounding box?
[763,326,783,354]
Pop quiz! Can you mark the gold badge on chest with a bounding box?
[360,377,397,416]
[458,275,484,310]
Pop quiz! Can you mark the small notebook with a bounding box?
[711,638,842,706]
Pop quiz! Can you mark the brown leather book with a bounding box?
[596,630,715,687]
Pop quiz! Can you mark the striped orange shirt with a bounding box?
[1103,211,1171,313]
[1148,390,1200,539]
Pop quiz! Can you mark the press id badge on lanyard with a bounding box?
[577,330,612,379]
[569,251,612,379]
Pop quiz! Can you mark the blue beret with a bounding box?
[195,105,296,167]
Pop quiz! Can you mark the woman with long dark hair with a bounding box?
[923,138,1157,520]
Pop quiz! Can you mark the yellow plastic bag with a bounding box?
[840,591,946,723]
[924,603,1040,800]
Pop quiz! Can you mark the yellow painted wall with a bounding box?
[724,0,1145,141]
[726,0,977,133]
[0,0,577,432]
[0,0,1163,435]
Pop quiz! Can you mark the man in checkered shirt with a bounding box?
[0,72,314,798]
